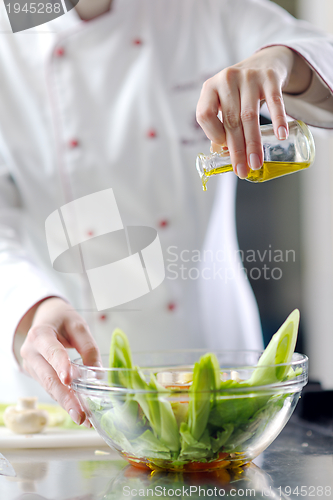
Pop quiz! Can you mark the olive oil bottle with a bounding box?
[196,120,315,191]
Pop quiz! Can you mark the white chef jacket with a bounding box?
[0,0,333,401]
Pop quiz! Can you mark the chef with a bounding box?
[0,0,332,426]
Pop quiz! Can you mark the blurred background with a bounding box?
[237,0,333,388]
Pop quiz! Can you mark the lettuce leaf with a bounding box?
[187,353,220,441]
[108,328,133,387]
[247,309,300,386]
[178,422,213,460]
[131,368,180,452]
[101,411,135,455]
[130,429,172,460]
[102,312,301,467]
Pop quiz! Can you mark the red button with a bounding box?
[167,302,176,312]
[55,47,65,57]
[69,139,79,148]
[87,230,94,237]
[147,129,157,138]
[99,314,107,321]
[133,38,143,45]
[158,219,169,228]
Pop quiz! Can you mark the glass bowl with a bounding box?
[71,349,308,472]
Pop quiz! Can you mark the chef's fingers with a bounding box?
[23,352,87,425]
[218,69,249,179]
[22,325,72,386]
[239,80,263,171]
[63,318,102,370]
[196,79,227,146]
[263,74,288,140]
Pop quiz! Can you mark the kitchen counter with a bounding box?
[0,416,332,500]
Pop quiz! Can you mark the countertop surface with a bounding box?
[0,416,332,500]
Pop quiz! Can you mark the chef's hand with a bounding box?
[196,46,312,179]
[20,297,102,426]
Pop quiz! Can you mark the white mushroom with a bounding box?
[3,397,49,434]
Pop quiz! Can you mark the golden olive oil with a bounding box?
[201,160,311,191]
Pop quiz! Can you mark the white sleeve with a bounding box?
[0,162,65,367]
[223,0,333,127]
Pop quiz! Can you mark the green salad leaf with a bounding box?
[187,353,220,441]
[131,368,180,452]
[108,328,133,387]
[99,309,302,469]
[130,429,172,460]
[248,309,300,386]
[179,423,212,460]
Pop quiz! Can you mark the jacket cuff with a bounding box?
[1,262,69,370]
[258,44,333,128]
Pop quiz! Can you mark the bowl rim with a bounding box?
[71,350,308,394]
[71,349,308,371]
